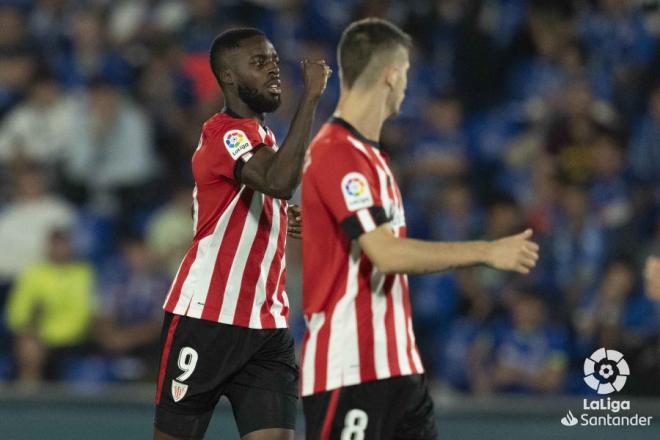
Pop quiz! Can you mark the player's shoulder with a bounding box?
[310,119,373,163]
[203,113,254,138]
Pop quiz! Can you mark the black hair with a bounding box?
[209,28,266,85]
[338,18,412,89]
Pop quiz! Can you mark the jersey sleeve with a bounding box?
[207,119,266,180]
[314,146,389,240]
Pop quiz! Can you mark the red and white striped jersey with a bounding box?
[300,117,424,396]
[163,111,289,329]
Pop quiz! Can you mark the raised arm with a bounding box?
[240,60,332,199]
[358,226,539,275]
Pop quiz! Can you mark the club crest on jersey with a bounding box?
[341,172,373,211]
[171,380,188,402]
[223,129,253,160]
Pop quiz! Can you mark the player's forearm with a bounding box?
[265,94,319,196]
[374,236,491,274]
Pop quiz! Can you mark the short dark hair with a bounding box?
[338,18,412,89]
[209,28,265,85]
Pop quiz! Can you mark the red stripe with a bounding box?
[383,276,401,376]
[355,256,376,382]
[232,196,273,326]
[320,389,341,440]
[260,205,287,328]
[201,189,253,321]
[164,243,199,312]
[400,276,417,373]
[299,320,312,388]
[155,314,181,404]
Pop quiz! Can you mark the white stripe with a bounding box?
[301,312,325,396]
[174,188,245,315]
[191,185,199,235]
[408,318,424,373]
[249,198,281,328]
[370,269,391,379]
[217,192,265,322]
[268,263,287,328]
[258,125,267,142]
[356,208,376,232]
[391,275,412,375]
[326,242,361,390]
[269,202,288,328]
[374,165,392,225]
[347,136,370,156]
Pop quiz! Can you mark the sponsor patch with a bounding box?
[171,380,188,402]
[341,172,373,211]
[223,129,253,160]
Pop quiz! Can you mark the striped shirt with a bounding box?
[163,111,289,329]
[300,117,424,396]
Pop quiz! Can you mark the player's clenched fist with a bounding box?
[301,59,332,99]
[486,229,539,274]
[287,204,302,239]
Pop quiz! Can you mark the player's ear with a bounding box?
[221,69,234,86]
[383,66,398,90]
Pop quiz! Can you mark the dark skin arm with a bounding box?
[240,60,331,199]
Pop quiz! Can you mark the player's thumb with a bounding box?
[516,228,533,239]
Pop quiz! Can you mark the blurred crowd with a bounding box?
[0,0,658,396]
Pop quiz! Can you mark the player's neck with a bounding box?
[334,88,388,141]
[223,95,264,122]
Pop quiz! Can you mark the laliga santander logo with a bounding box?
[344,177,367,197]
[583,348,629,395]
[225,130,246,150]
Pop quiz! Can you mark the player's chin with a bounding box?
[263,94,282,113]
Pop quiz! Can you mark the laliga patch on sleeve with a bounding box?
[341,172,374,211]
[223,129,253,160]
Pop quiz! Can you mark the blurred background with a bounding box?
[0,0,659,438]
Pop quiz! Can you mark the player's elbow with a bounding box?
[367,253,400,275]
[264,173,296,200]
[265,185,293,200]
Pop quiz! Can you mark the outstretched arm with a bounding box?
[358,227,539,275]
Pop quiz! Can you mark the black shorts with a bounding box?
[154,312,298,439]
[303,374,438,440]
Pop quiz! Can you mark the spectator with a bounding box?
[54,10,132,89]
[440,289,494,392]
[550,182,606,309]
[645,256,660,300]
[0,71,74,166]
[428,180,481,242]
[575,259,655,356]
[64,78,159,214]
[629,84,660,184]
[407,95,468,203]
[0,6,39,116]
[95,237,169,381]
[0,164,75,285]
[5,229,94,384]
[589,134,633,231]
[483,291,568,394]
[145,186,193,277]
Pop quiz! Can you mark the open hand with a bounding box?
[486,229,539,274]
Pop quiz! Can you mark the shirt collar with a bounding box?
[329,116,380,149]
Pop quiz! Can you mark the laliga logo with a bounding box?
[583,348,629,395]
[344,177,366,197]
[225,131,246,149]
